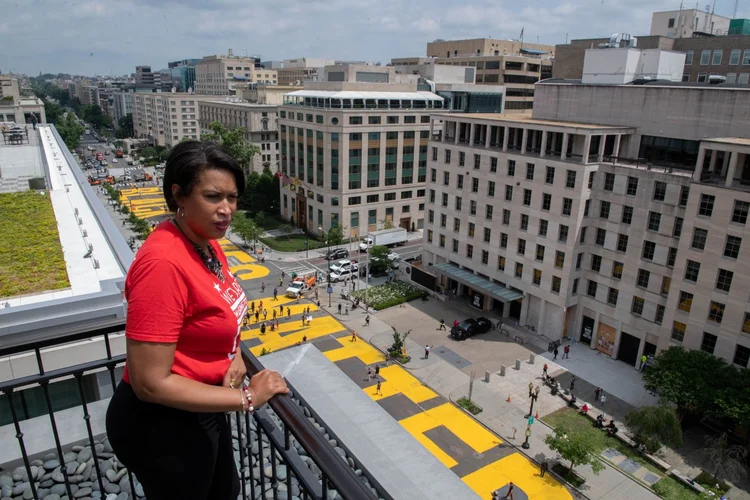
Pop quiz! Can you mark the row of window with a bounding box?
[282,129,431,141]
[349,189,426,205]
[685,49,750,66]
[279,110,431,125]
[671,324,750,368]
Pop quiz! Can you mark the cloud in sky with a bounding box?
[1,0,746,76]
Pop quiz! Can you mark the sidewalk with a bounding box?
[327,306,660,500]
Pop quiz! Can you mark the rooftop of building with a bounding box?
[202,98,279,109]
[434,112,635,131]
[704,137,750,147]
[538,78,750,90]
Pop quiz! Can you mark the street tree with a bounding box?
[642,346,727,422]
[201,121,260,171]
[116,115,134,138]
[369,245,391,275]
[325,225,345,247]
[700,433,747,484]
[230,216,262,249]
[544,423,605,476]
[625,405,683,453]
[387,327,411,361]
[56,113,85,151]
[383,219,394,229]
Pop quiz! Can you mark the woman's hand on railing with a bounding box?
[248,369,290,409]
[223,351,248,389]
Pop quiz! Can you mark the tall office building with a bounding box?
[135,66,155,86]
[168,58,200,92]
[194,50,257,95]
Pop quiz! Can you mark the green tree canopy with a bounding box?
[369,245,392,275]
[56,112,85,151]
[230,216,262,248]
[544,423,605,475]
[201,121,260,171]
[325,225,345,247]
[239,171,280,216]
[625,405,683,453]
[115,114,133,138]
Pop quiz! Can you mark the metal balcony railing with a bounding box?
[0,321,385,500]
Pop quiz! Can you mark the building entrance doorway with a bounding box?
[580,315,594,345]
[617,332,641,366]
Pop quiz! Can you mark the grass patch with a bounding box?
[254,214,285,231]
[259,234,326,252]
[457,397,483,415]
[350,280,426,310]
[0,191,70,298]
[543,408,663,476]
[652,477,702,500]
[551,463,586,488]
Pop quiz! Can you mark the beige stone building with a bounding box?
[0,75,45,124]
[194,50,257,95]
[240,84,302,105]
[198,100,279,173]
[277,81,444,234]
[427,37,555,59]
[422,74,750,370]
[133,93,215,146]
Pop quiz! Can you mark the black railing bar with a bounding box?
[240,344,377,500]
[270,438,279,500]
[41,382,74,499]
[253,407,323,498]
[0,320,126,358]
[234,412,248,500]
[243,411,256,500]
[6,391,39,500]
[0,354,125,393]
[290,385,393,500]
[34,348,45,376]
[75,374,106,495]
[256,412,267,496]
[103,333,118,390]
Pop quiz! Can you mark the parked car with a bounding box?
[325,248,349,260]
[330,259,357,274]
[329,268,355,283]
[450,317,493,340]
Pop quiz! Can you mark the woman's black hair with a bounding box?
[162,140,245,211]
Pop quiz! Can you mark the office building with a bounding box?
[427,37,555,59]
[135,65,156,86]
[240,84,302,105]
[277,70,444,234]
[277,58,335,85]
[168,59,200,92]
[111,91,133,126]
[650,9,732,38]
[198,100,279,173]
[194,50,257,95]
[422,46,750,370]
[0,75,46,124]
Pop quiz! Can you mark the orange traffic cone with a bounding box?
[506,394,512,403]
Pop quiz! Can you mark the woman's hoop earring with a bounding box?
[177,207,185,218]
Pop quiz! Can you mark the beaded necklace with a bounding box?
[172,218,225,282]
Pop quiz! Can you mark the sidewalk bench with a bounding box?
[670,470,705,493]
[644,453,671,471]
[614,432,636,447]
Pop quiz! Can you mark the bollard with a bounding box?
[499,365,506,376]
[484,371,490,382]
[515,359,521,370]
[529,353,536,364]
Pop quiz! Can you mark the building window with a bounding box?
[648,212,661,232]
[653,181,667,201]
[716,269,734,292]
[640,241,657,262]
[584,200,590,217]
[439,234,445,247]
[526,163,535,180]
[580,227,587,244]
[692,228,708,250]
[474,154,481,170]
[452,239,459,252]
[517,239,526,255]
[521,214,529,230]
[576,253,583,270]
[708,301,725,324]
[699,194,715,217]
[562,198,572,216]
[536,244,545,262]
[445,149,452,163]
[595,228,606,246]
[566,170,576,188]
[500,233,508,248]
[655,305,665,325]
[733,201,750,224]
[507,160,515,176]
[667,247,678,267]
[600,201,611,219]
[588,171,595,189]
[725,235,742,258]
[712,50,723,65]
[558,225,569,243]
[667,17,675,27]
[587,280,598,298]
[632,296,645,315]
[700,50,711,65]
[481,250,489,265]
[626,176,638,195]
[555,251,565,268]
[672,321,686,342]
[604,173,615,191]
[486,205,494,220]
[591,254,602,272]
[468,222,476,238]
[734,345,750,368]
[505,185,513,201]
[685,50,693,65]
[459,152,465,167]
[484,227,492,243]
[533,269,542,285]
[490,157,498,173]
[515,263,523,279]
[700,332,718,354]
[542,193,551,211]
[502,209,510,225]
[572,278,579,295]
[678,290,694,313]
[679,186,690,207]
[684,260,701,282]
[523,189,532,206]
[545,166,555,184]
[539,219,548,236]
[621,206,633,224]
[552,276,561,294]
[743,313,750,334]
[607,288,619,306]
[466,244,474,259]
[673,217,683,238]
[612,261,623,279]
[498,256,506,270]
[487,181,495,197]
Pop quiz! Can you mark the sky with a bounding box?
[2,0,748,76]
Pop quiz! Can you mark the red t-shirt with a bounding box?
[122,221,247,386]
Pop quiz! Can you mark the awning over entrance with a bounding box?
[432,263,524,302]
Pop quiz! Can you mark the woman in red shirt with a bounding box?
[106,141,288,500]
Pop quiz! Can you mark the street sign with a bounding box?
[327,286,333,294]
[527,417,534,425]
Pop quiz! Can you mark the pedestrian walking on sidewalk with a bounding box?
[600,393,607,407]
[365,315,370,327]
[301,316,306,327]
[338,303,342,314]
[345,305,349,315]
[279,277,283,286]
[263,309,268,320]
[287,307,291,317]
[570,376,576,392]
[540,460,548,478]
[281,270,285,280]
[255,311,260,323]
[306,306,310,315]
[260,322,266,335]
[375,380,383,396]
[275,319,279,330]
[273,310,277,320]
[438,319,446,331]
[503,482,515,499]
[542,363,548,378]
[374,365,380,378]
[307,315,313,327]
[595,387,601,402]
[250,301,255,313]
[273,287,278,300]
[261,282,265,293]
[351,330,357,342]
[366,367,372,381]
[639,354,647,371]
[553,346,559,360]
[424,345,432,359]
[563,344,570,359]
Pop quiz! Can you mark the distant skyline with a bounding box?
[1,0,748,76]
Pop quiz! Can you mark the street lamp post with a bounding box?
[526,384,541,418]
[522,425,532,449]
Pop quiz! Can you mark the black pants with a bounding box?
[106,381,240,500]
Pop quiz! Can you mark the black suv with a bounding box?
[450,317,493,340]
[325,248,349,260]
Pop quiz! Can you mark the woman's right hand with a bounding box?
[247,369,289,409]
